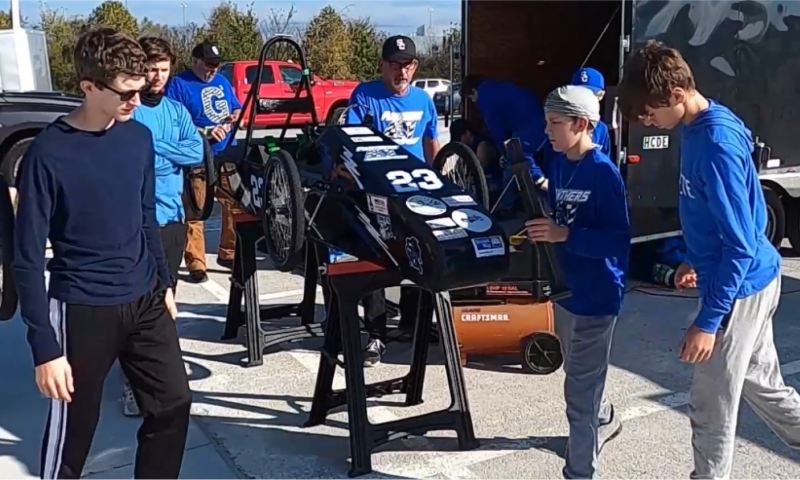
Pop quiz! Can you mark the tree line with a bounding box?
[0,0,461,94]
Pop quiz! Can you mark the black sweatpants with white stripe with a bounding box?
[41,283,191,479]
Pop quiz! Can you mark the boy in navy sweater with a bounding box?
[619,40,800,479]
[14,28,191,479]
[526,85,630,479]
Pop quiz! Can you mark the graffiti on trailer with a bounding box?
[635,0,800,162]
[640,0,800,48]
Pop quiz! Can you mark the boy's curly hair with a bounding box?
[618,40,696,121]
[138,36,176,65]
[73,27,147,84]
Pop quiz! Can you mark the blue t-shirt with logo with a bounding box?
[346,80,438,162]
[165,70,242,154]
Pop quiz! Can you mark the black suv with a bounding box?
[0,90,82,185]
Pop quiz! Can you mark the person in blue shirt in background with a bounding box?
[122,37,203,417]
[460,75,547,215]
[619,40,800,480]
[570,67,612,158]
[526,85,629,479]
[346,35,440,366]
[166,41,242,283]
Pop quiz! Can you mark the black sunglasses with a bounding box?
[97,81,150,101]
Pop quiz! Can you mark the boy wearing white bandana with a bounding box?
[526,85,631,478]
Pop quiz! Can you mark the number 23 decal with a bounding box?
[251,175,265,209]
[386,169,443,193]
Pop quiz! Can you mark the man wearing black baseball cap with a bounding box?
[345,34,441,366]
[166,40,242,283]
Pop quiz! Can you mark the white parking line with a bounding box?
[425,359,800,476]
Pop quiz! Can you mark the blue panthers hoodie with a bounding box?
[679,100,781,333]
[547,147,631,316]
[477,79,547,179]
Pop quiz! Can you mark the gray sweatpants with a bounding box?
[555,305,617,479]
[690,275,800,479]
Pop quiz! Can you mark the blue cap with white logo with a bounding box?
[571,67,605,94]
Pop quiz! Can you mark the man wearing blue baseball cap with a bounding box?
[571,67,611,158]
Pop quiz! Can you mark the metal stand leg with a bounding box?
[305,264,479,477]
[222,221,326,367]
[306,285,341,427]
[404,290,432,406]
[337,289,373,478]
[435,292,478,449]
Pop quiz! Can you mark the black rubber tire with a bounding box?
[327,105,347,126]
[183,135,217,222]
[786,197,800,254]
[763,186,785,249]
[2,137,34,187]
[261,149,305,272]
[433,141,490,210]
[520,333,563,374]
[0,177,18,321]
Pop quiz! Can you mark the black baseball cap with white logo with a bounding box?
[191,41,223,63]
[382,35,417,63]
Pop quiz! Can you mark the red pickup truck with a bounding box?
[219,60,359,127]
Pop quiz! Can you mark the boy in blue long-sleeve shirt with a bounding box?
[526,85,629,479]
[118,37,203,418]
[619,40,800,479]
[134,37,203,291]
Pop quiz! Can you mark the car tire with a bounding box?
[1,137,34,187]
[327,106,347,126]
[763,186,785,249]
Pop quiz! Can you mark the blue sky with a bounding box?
[16,0,461,34]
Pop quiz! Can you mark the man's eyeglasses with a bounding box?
[97,81,150,101]
[204,61,221,70]
[387,60,418,71]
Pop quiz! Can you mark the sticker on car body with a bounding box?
[433,227,469,241]
[452,208,492,233]
[406,195,447,216]
[367,194,389,215]
[471,235,505,258]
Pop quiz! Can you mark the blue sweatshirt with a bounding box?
[165,70,241,154]
[547,147,630,316]
[679,100,780,333]
[133,96,204,225]
[476,79,547,179]
[594,120,611,158]
[14,118,170,366]
[346,80,438,162]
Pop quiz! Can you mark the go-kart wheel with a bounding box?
[0,178,18,321]
[520,333,563,374]
[261,149,305,272]
[183,135,217,222]
[434,141,490,210]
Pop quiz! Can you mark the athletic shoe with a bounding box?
[598,405,623,452]
[363,339,386,367]
[189,270,208,283]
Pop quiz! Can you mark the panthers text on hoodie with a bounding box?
[547,147,630,316]
[679,100,780,333]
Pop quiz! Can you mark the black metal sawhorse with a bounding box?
[222,213,325,367]
[304,257,477,477]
